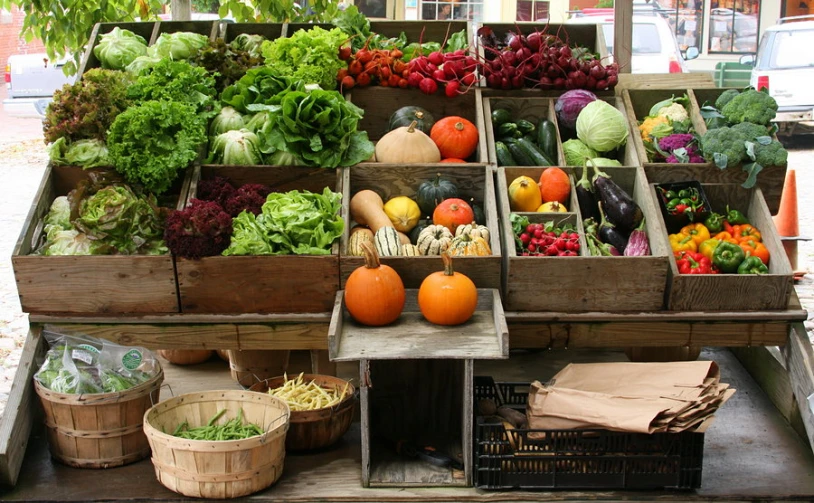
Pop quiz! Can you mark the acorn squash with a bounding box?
[388,106,435,135]
[416,173,459,216]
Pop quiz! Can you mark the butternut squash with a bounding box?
[350,190,411,242]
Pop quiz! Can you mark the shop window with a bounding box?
[655,0,704,53]
[708,0,760,53]
[420,0,483,21]
[517,0,549,22]
[356,0,387,18]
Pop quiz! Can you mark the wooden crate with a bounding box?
[622,88,696,166]
[77,22,157,76]
[222,23,284,44]
[347,86,488,164]
[150,20,221,44]
[654,183,794,312]
[498,166,670,312]
[359,358,473,487]
[11,166,189,315]
[339,164,501,289]
[328,289,509,361]
[174,165,341,314]
[481,96,562,166]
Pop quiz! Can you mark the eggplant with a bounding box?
[587,232,620,256]
[575,164,599,221]
[623,218,651,257]
[598,202,628,254]
[591,163,643,233]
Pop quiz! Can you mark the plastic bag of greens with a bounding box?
[34,326,161,394]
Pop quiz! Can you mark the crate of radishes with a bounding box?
[498,166,669,312]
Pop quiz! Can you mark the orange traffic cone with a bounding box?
[773,169,799,238]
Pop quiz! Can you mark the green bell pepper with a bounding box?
[725,205,749,225]
[737,255,769,275]
[704,212,724,233]
[712,241,745,273]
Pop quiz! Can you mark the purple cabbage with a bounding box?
[555,89,597,130]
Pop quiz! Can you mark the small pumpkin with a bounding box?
[401,244,421,256]
[157,349,214,365]
[388,106,435,135]
[416,173,459,216]
[345,241,405,326]
[448,233,492,257]
[383,196,421,233]
[348,226,375,256]
[418,252,478,326]
[440,158,467,163]
[374,226,402,257]
[539,167,571,204]
[508,175,542,212]
[375,120,441,164]
[433,198,475,234]
[410,217,433,245]
[430,116,479,160]
[536,201,568,212]
[455,222,490,242]
[416,224,453,255]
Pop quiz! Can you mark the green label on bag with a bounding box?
[122,349,143,370]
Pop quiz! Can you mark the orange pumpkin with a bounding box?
[440,158,467,163]
[539,167,571,204]
[430,116,479,160]
[345,241,405,326]
[433,198,475,234]
[418,252,478,326]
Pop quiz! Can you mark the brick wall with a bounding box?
[1,7,46,68]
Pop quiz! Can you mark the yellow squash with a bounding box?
[383,196,422,233]
[508,176,542,212]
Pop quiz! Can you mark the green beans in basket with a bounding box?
[171,408,264,440]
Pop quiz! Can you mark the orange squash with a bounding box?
[440,158,467,163]
[539,167,571,204]
[433,198,475,234]
[430,116,479,160]
[345,241,405,326]
[418,252,478,326]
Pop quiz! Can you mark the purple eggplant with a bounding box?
[623,218,651,256]
[598,202,628,254]
[575,164,599,221]
[591,162,643,234]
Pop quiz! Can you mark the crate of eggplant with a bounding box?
[497,164,669,312]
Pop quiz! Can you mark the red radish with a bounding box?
[407,71,423,87]
[433,69,446,81]
[428,51,444,66]
[338,45,352,61]
[461,72,476,86]
[419,77,438,95]
[340,75,355,90]
[445,80,461,97]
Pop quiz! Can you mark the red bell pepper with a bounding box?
[674,250,716,274]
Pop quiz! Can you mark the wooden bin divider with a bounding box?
[12,165,189,315]
[498,165,670,312]
[339,164,501,290]
[653,182,794,311]
[150,20,221,45]
[174,164,342,314]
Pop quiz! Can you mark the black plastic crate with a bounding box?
[655,180,712,234]
[473,376,704,491]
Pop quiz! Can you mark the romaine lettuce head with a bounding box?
[93,27,149,70]
[42,196,73,240]
[207,129,263,165]
[148,31,209,60]
[209,106,245,138]
[230,33,265,58]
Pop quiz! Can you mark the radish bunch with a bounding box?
[406,49,479,96]
[479,26,619,92]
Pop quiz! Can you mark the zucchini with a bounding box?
[497,122,522,139]
[515,136,554,166]
[505,139,533,166]
[516,119,536,135]
[495,141,518,167]
[491,108,512,127]
[536,118,558,162]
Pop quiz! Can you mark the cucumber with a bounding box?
[515,136,554,166]
[516,119,536,135]
[505,139,533,166]
[536,118,558,162]
[495,141,518,167]
[491,108,512,127]
[497,122,522,139]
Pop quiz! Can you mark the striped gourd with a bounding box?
[455,223,490,243]
[401,244,421,256]
[448,234,492,256]
[374,227,402,257]
[348,227,375,256]
[416,225,453,255]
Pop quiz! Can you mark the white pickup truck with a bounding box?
[3,53,75,117]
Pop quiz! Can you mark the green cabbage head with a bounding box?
[93,27,148,70]
[148,31,209,60]
[576,100,629,153]
[562,139,598,167]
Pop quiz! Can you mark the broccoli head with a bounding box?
[731,121,771,142]
[699,126,747,168]
[721,89,778,126]
[752,140,788,167]
[714,89,741,110]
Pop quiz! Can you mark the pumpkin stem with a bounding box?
[407,120,418,133]
[415,111,424,119]
[442,251,455,276]
[360,241,381,269]
[454,121,465,131]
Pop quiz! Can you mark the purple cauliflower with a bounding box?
[658,133,695,153]
[666,145,705,164]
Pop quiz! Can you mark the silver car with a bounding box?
[3,53,75,118]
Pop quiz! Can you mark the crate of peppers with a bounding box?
[653,182,794,311]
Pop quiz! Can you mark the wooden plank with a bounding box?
[784,323,814,453]
[330,289,507,361]
[616,73,716,90]
[0,327,46,486]
[614,0,632,74]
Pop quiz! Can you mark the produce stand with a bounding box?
[3,16,814,502]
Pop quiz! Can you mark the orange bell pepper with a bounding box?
[739,239,770,265]
[713,231,740,245]
[679,223,711,246]
[732,224,762,243]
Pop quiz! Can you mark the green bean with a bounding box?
[171,408,264,441]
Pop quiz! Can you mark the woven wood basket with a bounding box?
[34,368,164,469]
[143,390,290,499]
[227,350,291,387]
[249,374,355,451]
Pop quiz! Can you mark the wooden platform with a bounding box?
[4,347,814,502]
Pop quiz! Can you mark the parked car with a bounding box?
[3,53,75,118]
[741,15,814,136]
[565,11,697,74]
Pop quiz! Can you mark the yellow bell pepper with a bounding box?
[669,233,698,253]
[679,223,711,246]
[698,238,721,261]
